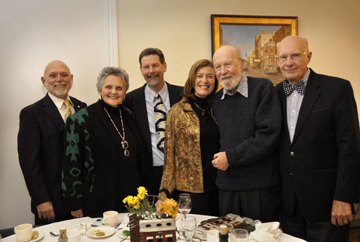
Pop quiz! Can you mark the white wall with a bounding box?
[118,0,360,107]
[1,0,360,230]
[0,0,111,228]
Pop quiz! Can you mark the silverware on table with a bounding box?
[50,231,59,236]
[114,222,122,230]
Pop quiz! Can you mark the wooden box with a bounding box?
[139,218,176,242]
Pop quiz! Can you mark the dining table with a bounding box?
[3,213,306,242]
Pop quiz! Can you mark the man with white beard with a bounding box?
[212,46,282,222]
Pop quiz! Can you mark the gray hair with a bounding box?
[96,67,129,92]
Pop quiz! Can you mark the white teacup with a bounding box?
[207,229,219,242]
[67,230,81,242]
[14,223,33,242]
[103,210,118,226]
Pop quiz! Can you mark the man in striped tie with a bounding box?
[124,48,183,195]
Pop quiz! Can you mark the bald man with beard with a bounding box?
[18,60,86,225]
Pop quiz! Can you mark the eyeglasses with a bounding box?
[276,51,308,63]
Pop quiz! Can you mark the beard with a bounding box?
[145,74,162,87]
[220,77,240,92]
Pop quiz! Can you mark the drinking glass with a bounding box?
[232,229,248,242]
[178,193,192,218]
[181,215,197,242]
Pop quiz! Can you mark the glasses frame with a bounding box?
[276,51,308,63]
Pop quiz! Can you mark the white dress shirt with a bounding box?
[144,83,171,166]
[286,69,310,142]
[48,93,74,123]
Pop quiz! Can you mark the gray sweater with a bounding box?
[213,76,281,191]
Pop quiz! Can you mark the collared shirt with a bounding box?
[221,73,248,100]
[145,82,171,166]
[286,68,310,142]
[48,92,74,123]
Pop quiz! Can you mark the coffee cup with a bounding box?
[207,229,219,242]
[68,230,81,242]
[103,210,118,226]
[14,223,33,242]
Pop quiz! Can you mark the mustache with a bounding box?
[146,74,160,79]
[54,82,68,86]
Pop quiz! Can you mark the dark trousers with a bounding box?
[219,185,281,222]
[149,166,163,195]
[173,188,219,216]
[281,199,350,242]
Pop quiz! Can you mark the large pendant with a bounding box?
[122,140,130,156]
[124,149,130,157]
[121,140,129,149]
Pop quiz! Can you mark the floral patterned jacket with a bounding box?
[159,98,217,199]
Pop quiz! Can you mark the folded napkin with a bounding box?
[249,222,282,242]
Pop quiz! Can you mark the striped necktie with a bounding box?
[154,93,166,153]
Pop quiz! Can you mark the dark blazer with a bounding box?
[275,69,360,222]
[123,82,183,180]
[18,93,86,218]
[62,100,148,216]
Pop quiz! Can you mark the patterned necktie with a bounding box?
[154,93,166,153]
[283,80,305,96]
[64,99,72,120]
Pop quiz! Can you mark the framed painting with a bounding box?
[211,15,297,85]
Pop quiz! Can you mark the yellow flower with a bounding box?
[137,186,148,200]
[123,195,133,205]
[158,198,178,218]
[133,196,140,209]
[122,187,157,219]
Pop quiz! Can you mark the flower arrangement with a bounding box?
[157,198,179,218]
[123,186,178,219]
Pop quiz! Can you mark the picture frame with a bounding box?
[211,15,298,85]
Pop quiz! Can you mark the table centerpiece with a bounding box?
[123,186,178,242]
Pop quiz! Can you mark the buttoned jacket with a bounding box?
[276,69,360,221]
[18,93,86,217]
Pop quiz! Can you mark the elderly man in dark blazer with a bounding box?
[18,60,86,225]
[275,36,360,242]
[124,48,183,195]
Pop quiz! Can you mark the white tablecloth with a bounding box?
[3,213,306,242]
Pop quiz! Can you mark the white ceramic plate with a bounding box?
[12,231,43,242]
[116,228,131,240]
[86,226,115,238]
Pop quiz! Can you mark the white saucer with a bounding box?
[86,226,115,238]
[12,231,43,242]
[116,228,131,240]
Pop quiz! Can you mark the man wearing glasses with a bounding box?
[275,36,360,242]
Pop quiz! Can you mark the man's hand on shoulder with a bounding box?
[331,199,353,226]
[37,201,55,222]
[212,152,229,171]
